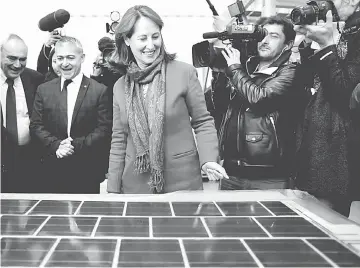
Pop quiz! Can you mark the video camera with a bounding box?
[192,0,267,68]
[290,0,340,25]
[203,1,267,44]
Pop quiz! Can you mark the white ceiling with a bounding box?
[276,0,306,8]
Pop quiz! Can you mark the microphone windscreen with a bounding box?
[38,9,70,32]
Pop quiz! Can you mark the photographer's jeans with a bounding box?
[220,161,291,190]
[219,176,289,190]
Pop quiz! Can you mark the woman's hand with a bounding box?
[202,161,229,181]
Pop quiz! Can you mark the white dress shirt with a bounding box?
[0,69,30,146]
[60,73,83,136]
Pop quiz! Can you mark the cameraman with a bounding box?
[294,0,360,216]
[37,30,61,75]
[89,37,122,183]
[90,37,123,89]
[214,15,297,190]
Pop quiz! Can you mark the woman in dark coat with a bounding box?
[294,3,360,216]
[349,84,360,202]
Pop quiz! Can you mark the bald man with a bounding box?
[0,34,44,193]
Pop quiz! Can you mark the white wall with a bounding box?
[3,0,298,88]
[0,0,239,83]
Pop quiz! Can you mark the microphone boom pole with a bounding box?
[205,0,219,15]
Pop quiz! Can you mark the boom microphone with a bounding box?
[205,0,218,15]
[203,31,227,39]
[38,9,70,32]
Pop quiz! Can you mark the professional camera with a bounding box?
[192,0,266,68]
[290,0,339,25]
[203,1,267,44]
[203,23,267,45]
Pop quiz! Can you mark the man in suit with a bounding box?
[30,36,112,194]
[1,34,44,193]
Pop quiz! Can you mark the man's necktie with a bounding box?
[6,78,18,144]
[61,79,72,133]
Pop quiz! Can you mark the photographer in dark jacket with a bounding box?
[90,37,123,92]
[37,30,61,80]
[213,15,297,190]
[294,0,360,217]
[349,84,360,201]
[205,69,231,131]
[90,37,123,182]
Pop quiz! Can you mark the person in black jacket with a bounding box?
[89,37,123,183]
[37,31,61,74]
[212,15,297,190]
[90,37,123,92]
[294,0,360,217]
[37,30,61,82]
[349,84,360,202]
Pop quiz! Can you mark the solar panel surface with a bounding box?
[1,199,360,267]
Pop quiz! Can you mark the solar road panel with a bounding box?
[1,199,360,267]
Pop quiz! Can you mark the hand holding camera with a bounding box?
[221,45,241,67]
[92,56,105,77]
[291,1,341,49]
[294,10,336,49]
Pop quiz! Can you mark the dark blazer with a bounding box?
[349,84,360,200]
[30,75,112,193]
[107,60,219,194]
[294,20,360,199]
[1,68,44,192]
[37,44,51,75]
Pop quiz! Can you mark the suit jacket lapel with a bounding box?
[20,71,34,115]
[71,75,90,127]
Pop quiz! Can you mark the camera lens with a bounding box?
[290,8,303,25]
[290,5,318,25]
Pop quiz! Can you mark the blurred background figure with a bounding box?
[349,83,360,203]
[92,53,105,78]
[293,0,360,217]
[41,47,62,83]
[90,36,123,92]
[37,9,70,82]
[37,30,61,76]
[90,37,122,184]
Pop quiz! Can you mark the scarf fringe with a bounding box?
[126,56,166,193]
[148,169,164,194]
[134,153,151,173]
